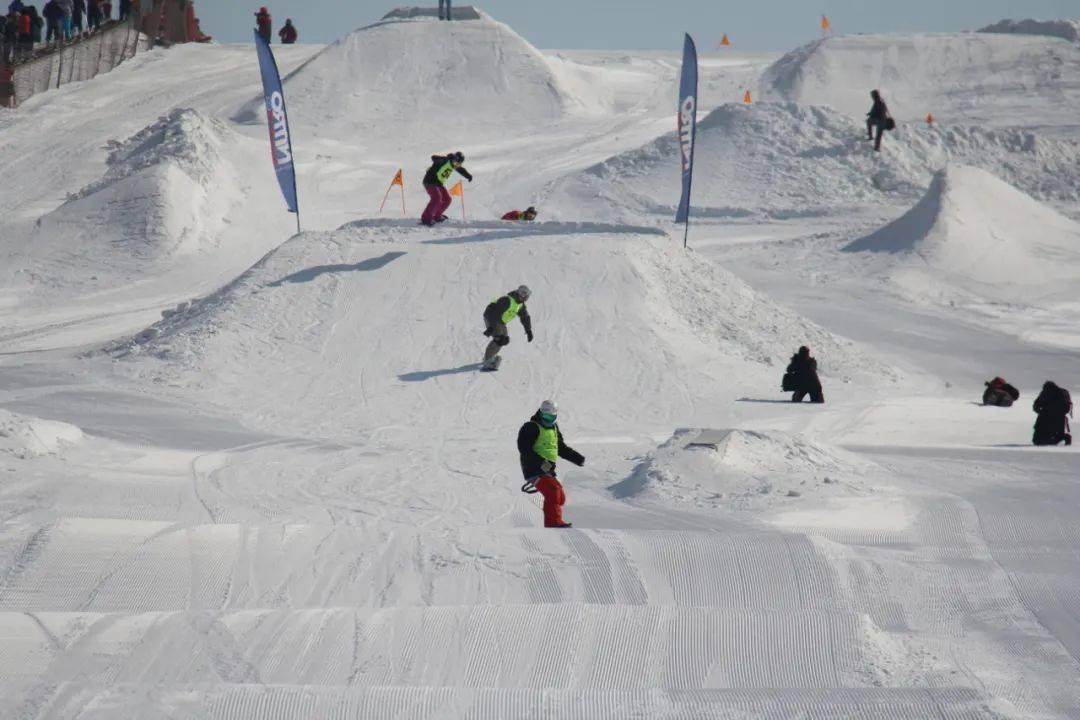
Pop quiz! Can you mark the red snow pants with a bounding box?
[421,184,452,225]
[534,475,567,527]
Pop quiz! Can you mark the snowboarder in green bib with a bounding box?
[518,400,585,528]
[481,285,533,371]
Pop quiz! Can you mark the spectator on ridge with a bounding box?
[117,0,127,20]
[86,0,99,30]
[42,0,61,44]
[278,17,296,43]
[438,0,451,21]
[254,6,271,42]
[71,0,84,35]
[866,89,893,152]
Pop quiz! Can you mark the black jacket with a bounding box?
[484,291,532,335]
[1034,383,1071,418]
[867,97,889,123]
[517,413,585,479]
[43,1,62,21]
[423,155,473,186]
[785,353,821,392]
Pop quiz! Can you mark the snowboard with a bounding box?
[480,356,502,372]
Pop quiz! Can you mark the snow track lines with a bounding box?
[29,684,994,719]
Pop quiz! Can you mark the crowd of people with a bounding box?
[1,0,128,64]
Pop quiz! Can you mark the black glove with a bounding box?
[540,460,554,473]
[526,330,534,342]
[576,457,585,467]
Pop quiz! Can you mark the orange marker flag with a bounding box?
[448,180,466,220]
[743,90,752,104]
[378,169,407,216]
[926,112,935,125]
[720,33,730,47]
[821,15,830,34]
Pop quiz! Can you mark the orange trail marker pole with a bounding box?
[744,90,752,104]
[379,169,405,215]
[720,33,730,47]
[449,181,466,221]
[926,112,935,125]
[821,15,830,37]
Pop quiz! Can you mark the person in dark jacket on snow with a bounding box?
[784,346,824,403]
[71,0,83,34]
[42,0,61,44]
[421,151,472,226]
[278,17,296,43]
[1032,381,1072,446]
[983,377,1020,407]
[254,6,271,42]
[866,89,892,152]
[481,285,532,370]
[518,400,585,528]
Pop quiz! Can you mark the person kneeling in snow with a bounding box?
[421,151,472,227]
[1033,381,1072,446]
[784,346,824,403]
[518,400,585,528]
[502,206,538,222]
[983,377,1020,407]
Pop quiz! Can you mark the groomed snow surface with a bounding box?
[2,10,1080,720]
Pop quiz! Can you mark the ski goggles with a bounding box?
[539,412,557,426]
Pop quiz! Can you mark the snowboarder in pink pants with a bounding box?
[421,151,471,226]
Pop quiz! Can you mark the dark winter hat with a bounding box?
[451,151,465,163]
[798,346,810,355]
[525,206,537,214]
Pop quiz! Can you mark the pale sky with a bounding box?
[201,0,1077,50]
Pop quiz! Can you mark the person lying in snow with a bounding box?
[502,206,538,222]
[982,377,1020,407]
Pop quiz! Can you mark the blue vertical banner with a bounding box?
[254,29,300,230]
[675,33,698,248]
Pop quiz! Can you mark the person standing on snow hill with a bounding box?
[421,151,472,227]
[254,6,271,42]
[518,400,585,528]
[438,0,451,20]
[481,285,533,371]
[866,89,893,152]
[1032,381,1072,446]
[784,346,824,403]
[278,17,296,43]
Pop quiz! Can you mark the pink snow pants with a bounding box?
[421,184,452,225]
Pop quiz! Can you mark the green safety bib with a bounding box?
[533,423,558,463]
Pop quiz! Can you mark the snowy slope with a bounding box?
[981,18,1080,43]
[761,33,1080,131]
[112,220,895,442]
[3,13,1080,720]
[544,101,1080,223]
[267,13,602,142]
[845,165,1080,305]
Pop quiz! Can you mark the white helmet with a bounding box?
[516,285,531,300]
[539,400,557,416]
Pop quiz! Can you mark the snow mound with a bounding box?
[32,108,239,281]
[111,221,896,438]
[275,11,597,140]
[544,102,1080,223]
[0,409,83,459]
[617,428,873,510]
[760,33,1080,129]
[980,18,1080,43]
[845,165,1080,304]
